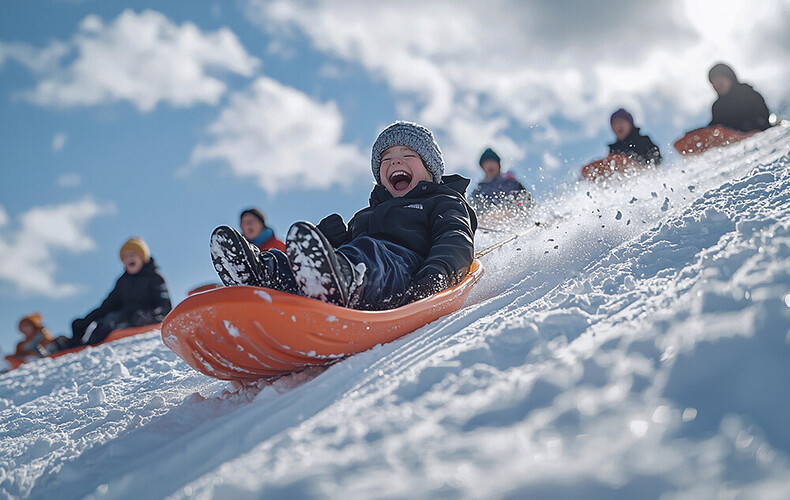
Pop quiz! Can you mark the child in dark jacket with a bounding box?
[707,63,771,133]
[470,147,534,212]
[69,237,172,346]
[608,108,662,166]
[210,121,477,310]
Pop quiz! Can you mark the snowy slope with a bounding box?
[2,126,790,499]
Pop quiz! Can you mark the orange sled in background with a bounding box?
[674,126,753,156]
[3,324,159,371]
[162,260,484,380]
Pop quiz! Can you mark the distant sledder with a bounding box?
[3,313,54,370]
[675,63,772,155]
[469,147,534,227]
[239,207,286,252]
[49,237,172,352]
[581,108,662,182]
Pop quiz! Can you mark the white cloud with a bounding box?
[52,132,67,152]
[0,198,114,298]
[190,76,368,194]
[57,173,82,187]
[542,152,561,171]
[246,0,790,152]
[2,9,259,111]
[440,107,524,176]
[0,40,70,74]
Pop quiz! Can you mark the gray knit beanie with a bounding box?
[371,121,445,184]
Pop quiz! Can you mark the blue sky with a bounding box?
[1,0,788,353]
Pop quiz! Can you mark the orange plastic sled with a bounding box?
[162,260,484,380]
[674,126,753,156]
[580,153,643,182]
[3,324,159,371]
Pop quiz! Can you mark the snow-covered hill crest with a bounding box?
[2,126,790,499]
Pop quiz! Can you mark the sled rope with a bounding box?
[475,225,537,258]
[477,225,510,233]
[474,215,566,259]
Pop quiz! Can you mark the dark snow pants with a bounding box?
[83,309,163,346]
[263,237,423,310]
[85,311,128,345]
[338,236,423,310]
[259,249,301,295]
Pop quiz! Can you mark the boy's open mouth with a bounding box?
[388,170,412,191]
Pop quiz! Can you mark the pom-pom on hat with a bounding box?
[371,121,444,184]
[119,237,150,263]
[479,147,501,166]
[19,313,43,331]
[610,108,635,126]
[708,63,738,83]
[240,208,266,227]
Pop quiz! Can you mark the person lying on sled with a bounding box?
[707,62,771,133]
[239,207,286,252]
[608,108,662,167]
[211,120,477,311]
[13,313,54,358]
[470,147,534,215]
[65,237,172,348]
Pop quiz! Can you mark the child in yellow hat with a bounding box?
[65,237,172,347]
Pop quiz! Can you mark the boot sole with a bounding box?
[210,226,264,287]
[286,222,347,306]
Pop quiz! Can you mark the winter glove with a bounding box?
[317,213,350,248]
[129,309,157,327]
[411,265,450,301]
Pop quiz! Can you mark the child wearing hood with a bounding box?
[68,237,172,346]
[210,121,477,310]
[707,63,771,133]
[607,108,662,167]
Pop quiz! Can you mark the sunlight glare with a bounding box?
[684,0,745,40]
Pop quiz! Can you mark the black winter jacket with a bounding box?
[710,83,771,132]
[82,258,172,326]
[319,174,477,286]
[608,127,662,166]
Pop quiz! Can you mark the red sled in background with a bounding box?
[162,260,484,381]
[580,153,644,182]
[673,126,755,156]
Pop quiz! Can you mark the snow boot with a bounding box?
[286,221,364,307]
[210,225,302,294]
[210,225,268,287]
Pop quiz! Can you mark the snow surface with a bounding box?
[2,126,790,499]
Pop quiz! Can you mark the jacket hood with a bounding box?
[708,63,738,84]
